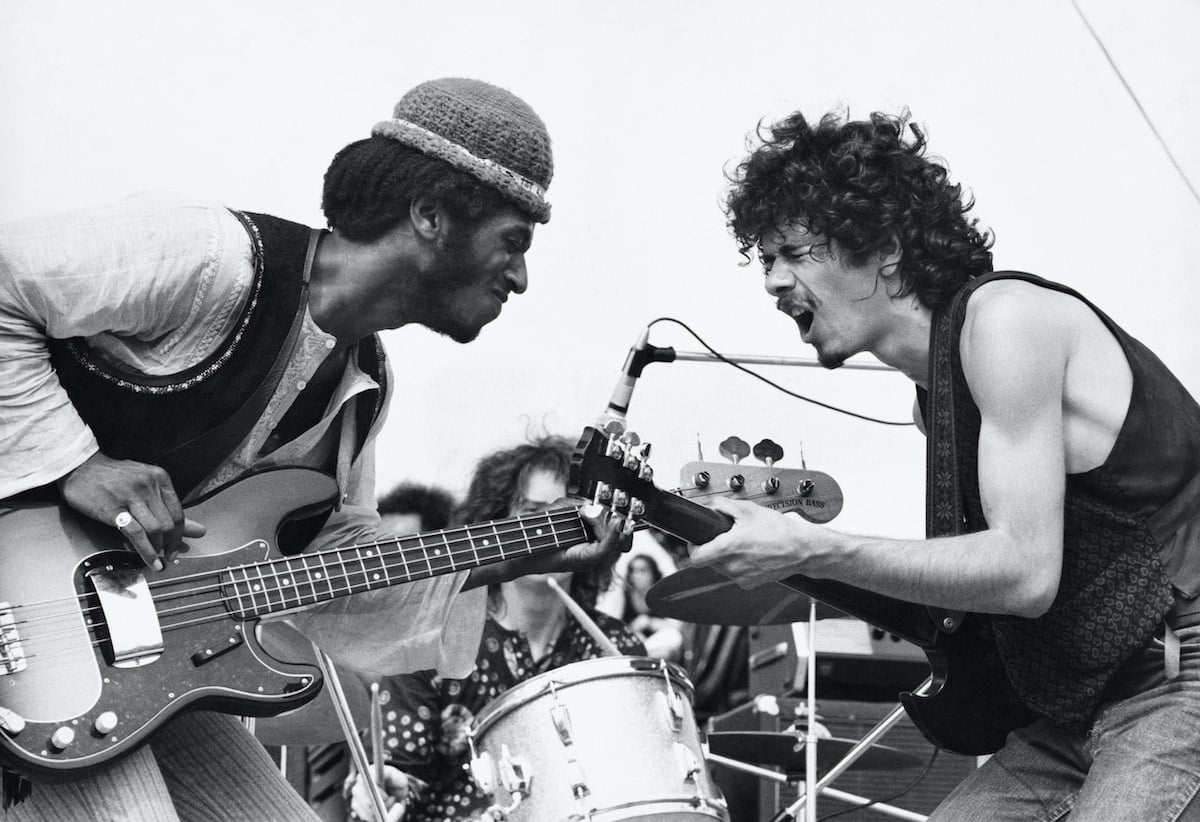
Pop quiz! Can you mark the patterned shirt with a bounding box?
[374,610,644,822]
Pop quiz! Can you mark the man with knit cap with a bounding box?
[0,78,623,821]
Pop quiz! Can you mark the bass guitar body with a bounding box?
[0,468,336,781]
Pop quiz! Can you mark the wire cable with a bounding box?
[647,317,916,427]
[1070,0,1200,209]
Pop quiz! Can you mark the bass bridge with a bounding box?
[0,604,26,675]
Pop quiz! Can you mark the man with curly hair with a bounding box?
[0,79,626,821]
[689,109,1200,820]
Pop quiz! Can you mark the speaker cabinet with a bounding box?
[708,697,977,820]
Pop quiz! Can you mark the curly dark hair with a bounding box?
[377,482,457,531]
[454,435,615,610]
[724,109,993,311]
[322,136,527,242]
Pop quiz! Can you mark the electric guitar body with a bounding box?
[0,468,335,782]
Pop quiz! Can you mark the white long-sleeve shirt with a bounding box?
[0,191,484,677]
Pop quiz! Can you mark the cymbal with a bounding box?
[706,731,921,773]
[646,565,845,625]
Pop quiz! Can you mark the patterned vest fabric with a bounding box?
[47,211,385,498]
[926,271,1200,731]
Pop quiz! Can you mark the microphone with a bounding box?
[595,325,676,435]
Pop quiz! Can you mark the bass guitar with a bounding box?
[0,427,832,780]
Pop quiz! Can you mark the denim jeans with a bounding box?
[5,712,319,822]
[929,625,1200,821]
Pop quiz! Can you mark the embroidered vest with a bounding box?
[47,211,385,498]
[926,271,1200,730]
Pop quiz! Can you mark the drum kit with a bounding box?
[462,574,933,822]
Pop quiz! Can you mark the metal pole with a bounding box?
[670,350,896,372]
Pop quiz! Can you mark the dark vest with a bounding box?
[47,211,385,499]
[925,271,1200,730]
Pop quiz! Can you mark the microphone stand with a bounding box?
[670,350,896,371]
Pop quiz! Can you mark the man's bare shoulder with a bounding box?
[965,278,1093,336]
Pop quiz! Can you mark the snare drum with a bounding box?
[468,656,728,822]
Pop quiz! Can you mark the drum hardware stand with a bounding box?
[705,752,928,822]
[767,661,936,822]
[311,642,392,822]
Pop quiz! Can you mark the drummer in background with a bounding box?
[345,435,645,822]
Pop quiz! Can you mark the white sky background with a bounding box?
[3,0,1198,542]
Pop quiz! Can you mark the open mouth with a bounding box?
[796,310,814,335]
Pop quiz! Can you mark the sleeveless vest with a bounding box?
[925,271,1200,730]
[47,211,386,499]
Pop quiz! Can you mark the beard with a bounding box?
[814,342,847,370]
[414,237,487,344]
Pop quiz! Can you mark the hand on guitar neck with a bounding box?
[462,500,630,591]
[55,451,206,572]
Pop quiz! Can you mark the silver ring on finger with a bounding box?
[114,511,134,530]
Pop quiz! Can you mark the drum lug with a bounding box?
[676,741,702,784]
[469,749,496,794]
[550,702,574,746]
[664,666,684,730]
[497,744,532,797]
[549,686,591,798]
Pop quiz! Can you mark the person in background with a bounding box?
[598,539,686,662]
[377,482,457,537]
[345,436,644,822]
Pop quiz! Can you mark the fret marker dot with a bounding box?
[281,578,290,585]
[253,584,262,591]
[483,539,490,546]
[314,572,323,579]
[536,528,544,535]
[372,574,381,581]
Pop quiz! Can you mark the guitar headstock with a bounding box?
[679,434,843,523]
[569,426,656,529]
[568,427,843,544]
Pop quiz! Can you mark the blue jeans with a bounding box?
[4,712,319,822]
[930,625,1200,821]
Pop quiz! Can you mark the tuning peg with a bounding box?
[638,441,652,460]
[752,438,784,467]
[620,431,641,447]
[638,463,654,482]
[594,483,613,506]
[719,436,750,465]
[602,419,626,437]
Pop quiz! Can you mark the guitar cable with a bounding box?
[645,317,916,427]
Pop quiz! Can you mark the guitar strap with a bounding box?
[921,282,973,635]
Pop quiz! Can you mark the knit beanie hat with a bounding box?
[373,78,553,223]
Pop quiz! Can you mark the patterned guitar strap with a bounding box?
[923,287,972,634]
